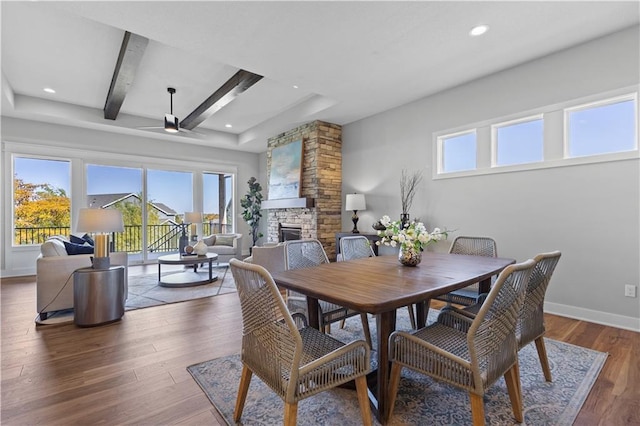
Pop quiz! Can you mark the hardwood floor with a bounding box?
[2,268,639,425]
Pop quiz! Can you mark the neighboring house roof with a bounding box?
[87,193,177,216]
[151,202,177,216]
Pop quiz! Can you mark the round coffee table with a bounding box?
[157,252,219,287]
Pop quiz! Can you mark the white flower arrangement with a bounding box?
[375,215,449,252]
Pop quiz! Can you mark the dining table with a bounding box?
[271,251,515,423]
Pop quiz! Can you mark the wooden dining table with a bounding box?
[271,251,515,423]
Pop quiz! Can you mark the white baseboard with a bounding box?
[545,301,640,332]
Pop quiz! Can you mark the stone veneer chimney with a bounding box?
[265,121,342,259]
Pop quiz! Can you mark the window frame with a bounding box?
[491,114,544,168]
[433,86,639,180]
[4,142,238,256]
[11,154,72,247]
[563,92,638,159]
[436,129,478,175]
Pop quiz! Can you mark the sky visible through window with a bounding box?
[495,119,543,166]
[440,96,637,173]
[15,161,223,215]
[568,99,636,157]
[442,132,476,172]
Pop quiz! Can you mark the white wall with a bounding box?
[342,26,640,331]
[1,117,260,277]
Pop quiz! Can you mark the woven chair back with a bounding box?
[229,259,302,399]
[449,236,497,257]
[518,251,562,347]
[340,235,375,260]
[284,239,329,270]
[467,258,536,386]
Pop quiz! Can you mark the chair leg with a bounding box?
[283,401,298,426]
[504,361,524,423]
[386,362,403,423]
[469,392,486,426]
[355,375,372,426]
[233,365,253,422]
[534,336,552,382]
[360,313,372,349]
[407,304,416,329]
[340,318,346,329]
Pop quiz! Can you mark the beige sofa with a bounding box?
[36,236,128,321]
[202,233,243,263]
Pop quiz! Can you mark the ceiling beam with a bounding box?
[103,31,149,120]
[180,70,263,130]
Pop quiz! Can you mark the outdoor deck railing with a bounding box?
[15,223,233,253]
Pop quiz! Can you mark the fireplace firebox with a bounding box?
[279,223,302,242]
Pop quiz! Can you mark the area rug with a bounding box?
[35,264,235,325]
[125,264,235,310]
[188,310,607,426]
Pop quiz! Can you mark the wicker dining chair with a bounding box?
[340,235,417,329]
[284,239,373,348]
[455,251,562,382]
[229,259,372,426]
[387,258,536,425]
[435,236,498,306]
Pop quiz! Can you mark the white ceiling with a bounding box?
[2,1,638,153]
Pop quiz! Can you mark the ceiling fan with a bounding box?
[164,87,179,133]
[138,87,202,136]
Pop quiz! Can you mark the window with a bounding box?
[434,89,638,179]
[566,95,637,158]
[13,157,71,245]
[493,116,543,166]
[87,164,143,254]
[439,131,477,173]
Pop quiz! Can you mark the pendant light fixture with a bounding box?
[164,87,179,133]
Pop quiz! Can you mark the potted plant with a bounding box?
[240,177,264,250]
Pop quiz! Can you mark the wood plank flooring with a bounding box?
[2,266,639,425]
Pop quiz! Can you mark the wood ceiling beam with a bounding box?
[180,70,263,130]
[103,31,149,120]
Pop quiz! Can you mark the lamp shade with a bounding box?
[345,193,366,211]
[184,212,203,223]
[76,208,124,233]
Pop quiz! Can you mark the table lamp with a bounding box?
[184,212,203,241]
[76,208,124,269]
[345,193,366,234]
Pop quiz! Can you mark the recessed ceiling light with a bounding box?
[225,124,233,128]
[469,24,489,37]
[292,85,299,89]
[43,87,56,94]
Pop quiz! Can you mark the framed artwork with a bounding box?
[268,139,303,200]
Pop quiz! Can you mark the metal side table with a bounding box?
[73,266,125,327]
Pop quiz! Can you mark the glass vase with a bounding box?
[398,245,422,267]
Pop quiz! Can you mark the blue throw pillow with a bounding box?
[70,235,87,245]
[63,241,94,255]
[81,233,95,246]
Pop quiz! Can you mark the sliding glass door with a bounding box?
[147,169,193,260]
[86,164,143,261]
[85,163,231,263]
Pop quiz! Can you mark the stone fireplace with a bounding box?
[262,121,342,259]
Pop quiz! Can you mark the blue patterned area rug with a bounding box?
[188,310,607,425]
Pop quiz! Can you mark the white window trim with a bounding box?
[435,128,477,175]
[491,114,544,168]
[563,92,638,159]
[433,85,639,180]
